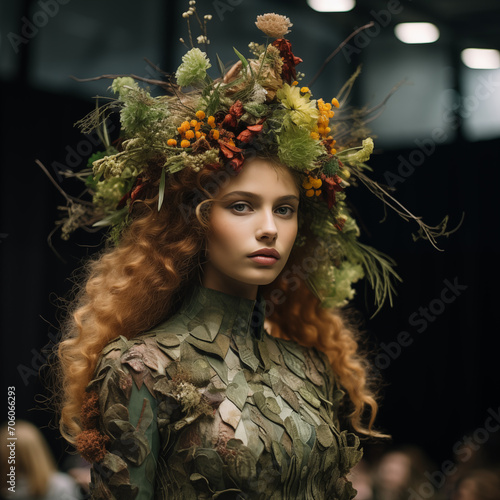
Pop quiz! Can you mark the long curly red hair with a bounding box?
[56,161,385,445]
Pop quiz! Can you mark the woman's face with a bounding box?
[202,158,300,300]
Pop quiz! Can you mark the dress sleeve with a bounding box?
[80,336,162,500]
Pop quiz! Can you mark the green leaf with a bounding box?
[92,206,129,227]
[204,84,222,118]
[87,150,108,168]
[233,47,248,69]
[216,53,226,78]
[255,43,269,82]
[233,47,254,79]
[85,174,98,190]
[158,168,166,211]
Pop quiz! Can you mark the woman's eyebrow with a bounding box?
[220,191,299,202]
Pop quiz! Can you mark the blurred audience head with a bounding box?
[350,459,374,500]
[372,444,441,500]
[0,420,57,496]
[451,469,500,500]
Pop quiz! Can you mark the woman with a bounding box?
[58,154,380,498]
[52,8,441,499]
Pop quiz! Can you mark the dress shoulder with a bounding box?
[84,329,184,499]
[88,323,184,391]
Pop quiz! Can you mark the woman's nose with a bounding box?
[256,210,278,241]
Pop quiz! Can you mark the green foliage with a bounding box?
[202,83,222,118]
[323,157,340,176]
[92,205,129,228]
[158,169,166,212]
[233,47,251,74]
[243,102,268,118]
[338,229,402,317]
[308,260,365,309]
[175,48,211,87]
[119,99,168,136]
[277,125,323,170]
[111,76,137,97]
[87,150,109,169]
[93,177,133,211]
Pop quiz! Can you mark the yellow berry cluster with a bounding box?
[167,110,219,148]
[290,81,340,155]
[313,98,340,153]
[291,82,313,96]
[302,175,322,197]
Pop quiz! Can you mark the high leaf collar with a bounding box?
[179,284,267,341]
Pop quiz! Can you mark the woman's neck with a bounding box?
[201,268,258,300]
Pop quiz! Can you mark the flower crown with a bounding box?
[41,6,457,316]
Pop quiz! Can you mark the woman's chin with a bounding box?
[243,274,281,287]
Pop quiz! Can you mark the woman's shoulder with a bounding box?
[89,313,190,390]
[99,311,190,359]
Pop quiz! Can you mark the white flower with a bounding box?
[255,13,293,39]
[250,84,268,104]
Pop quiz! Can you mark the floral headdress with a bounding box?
[40,5,457,316]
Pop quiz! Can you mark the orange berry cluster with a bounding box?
[314,98,340,154]
[302,175,322,198]
[166,110,219,148]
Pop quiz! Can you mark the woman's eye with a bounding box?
[228,203,296,216]
[275,206,295,216]
[230,203,250,213]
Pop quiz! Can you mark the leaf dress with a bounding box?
[85,284,363,499]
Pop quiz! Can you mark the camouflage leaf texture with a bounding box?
[85,285,362,499]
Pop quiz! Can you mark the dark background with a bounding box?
[1,0,499,484]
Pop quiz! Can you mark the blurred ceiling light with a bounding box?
[307,0,355,12]
[461,48,500,69]
[394,23,440,44]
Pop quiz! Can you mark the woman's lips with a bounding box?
[248,255,279,265]
[247,248,280,265]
